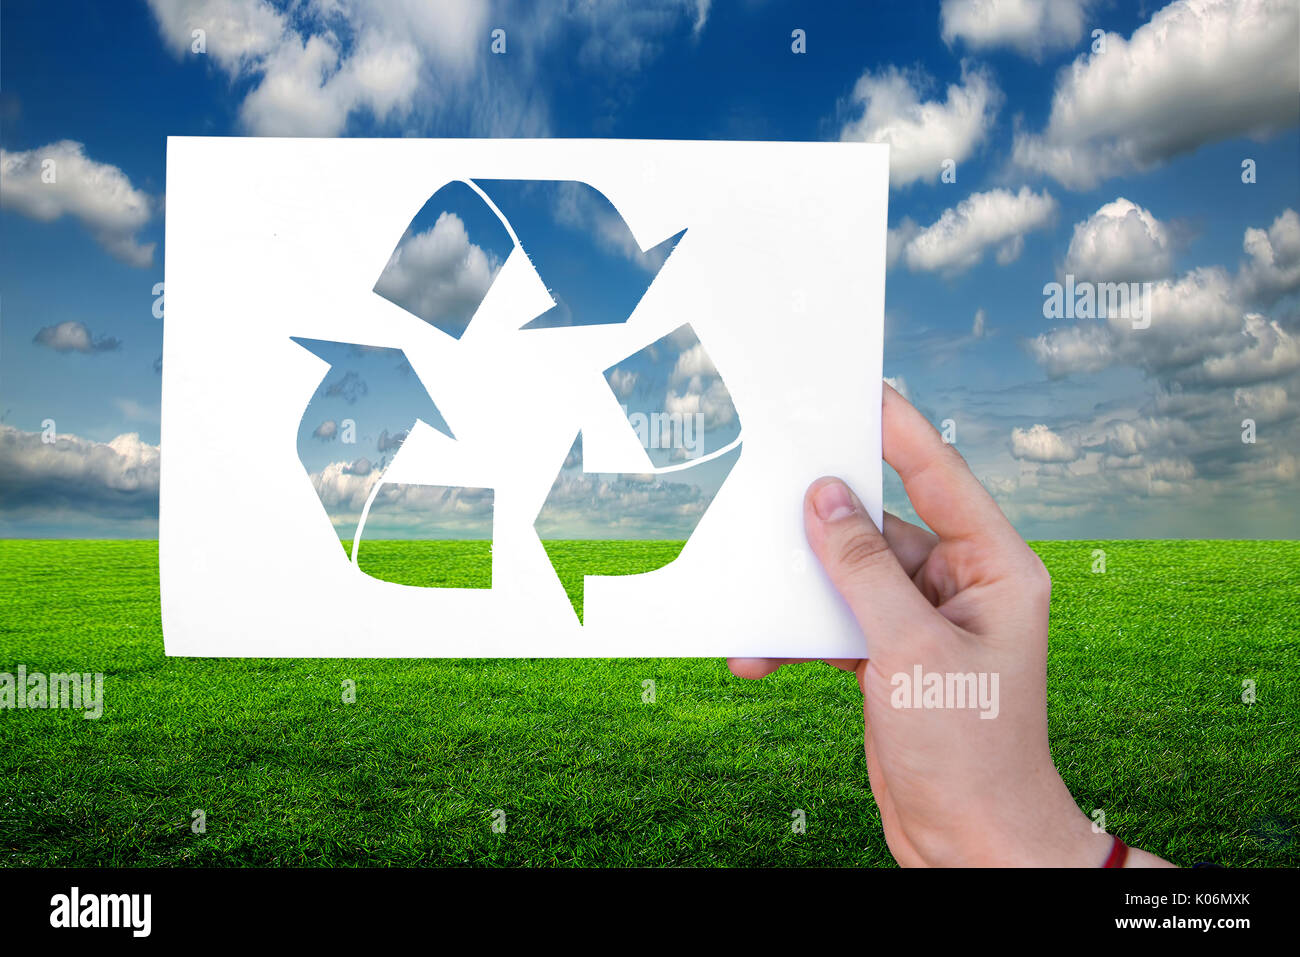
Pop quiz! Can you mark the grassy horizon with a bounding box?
[0,538,1297,867]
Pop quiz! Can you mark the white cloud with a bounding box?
[311,458,382,512]
[571,0,708,72]
[657,338,739,430]
[146,0,500,136]
[372,211,502,330]
[692,0,711,35]
[32,320,121,354]
[972,308,988,338]
[1031,208,1300,383]
[0,426,160,518]
[534,467,720,538]
[669,342,718,386]
[0,141,156,266]
[895,186,1057,273]
[1027,323,1115,377]
[608,368,639,398]
[1032,264,1243,375]
[941,0,1094,58]
[1010,423,1081,462]
[1195,314,1300,385]
[840,62,1000,188]
[1233,383,1289,421]
[146,1,707,138]
[236,29,422,137]
[145,0,284,74]
[1013,0,1300,187]
[1064,197,1173,282]
[1236,208,1300,306]
[355,0,490,75]
[310,465,496,535]
[1012,203,1300,533]
[666,377,737,429]
[885,219,920,269]
[1104,420,1145,457]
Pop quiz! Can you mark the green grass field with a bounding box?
[1,539,1297,867]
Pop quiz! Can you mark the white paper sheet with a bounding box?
[160,137,887,657]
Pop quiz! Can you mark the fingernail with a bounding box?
[812,479,856,522]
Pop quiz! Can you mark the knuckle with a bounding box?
[1022,550,1052,595]
[836,529,892,572]
[939,440,971,472]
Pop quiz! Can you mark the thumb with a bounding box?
[805,476,938,650]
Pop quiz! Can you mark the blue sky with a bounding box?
[1,0,1298,538]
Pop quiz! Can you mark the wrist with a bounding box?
[955,779,1116,867]
[1009,807,1116,867]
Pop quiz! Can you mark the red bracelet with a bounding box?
[1102,835,1129,868]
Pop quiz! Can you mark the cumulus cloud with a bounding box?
[236,28,422,137]
[146,0,283,74]
[653,340,738,431]
[534,466,720,538]
[32,320,121,354]
[145,1,709,137]
[1196,314,1300,385]
[1027,323,1115,377]
[309,463,497,536]
[1030,208,1300,383]
[312,419,338,441]
[1010,423,1081,462]
[1233,383,1289,421]
[1064,198,1174,283]
[1013,0,1300,188]
[1032,264,1244,376]
[669,342,718,387]
[1014,205,1300,532]
[666,377,737,430]
[0,425,160,520]
[892,186,1057,273]
[372,211,502,332]
[0,140,156,266]
[941,0,1094,58]
[363,481,495,536]
[972,308,989,338]
[608,368,639,399]
[1236,208,1300,307]
[310,458,380,513]
[146,0,463,136]
[995,375,1299,530]
[840,62,1000,188]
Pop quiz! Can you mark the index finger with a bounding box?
[882,382,1020,546]
[727,658,860,679]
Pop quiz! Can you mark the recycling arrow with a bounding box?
[534,431,743,622]
[291,336,454,544]
[473,179,685,330]
[292,176,746,624]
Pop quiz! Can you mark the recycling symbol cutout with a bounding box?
[290,179,743,621]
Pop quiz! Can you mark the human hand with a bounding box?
[731,383,1172,867]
